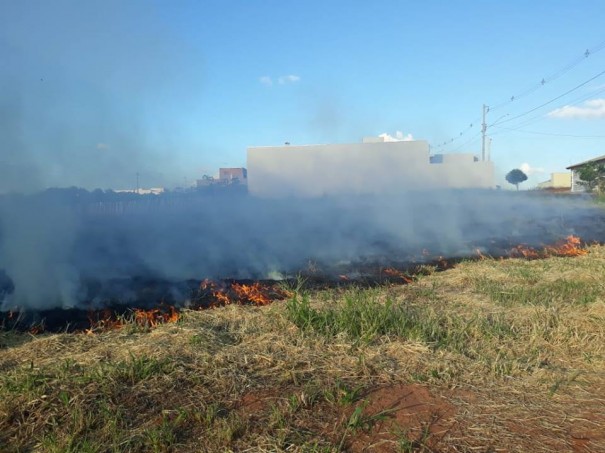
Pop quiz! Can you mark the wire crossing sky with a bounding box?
[1,0,605,190]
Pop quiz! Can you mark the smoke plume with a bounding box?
[1,189,602,311]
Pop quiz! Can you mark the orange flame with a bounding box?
[383,268,414,283]
[232,282,272,305]
[86,309,123,333]
[29,325,44,335]
[212,290,232,306]
[133,306,179,328]
[83,305,180,334]
[510,235,587,259]
[509,244,540,259]
[545,235,588,257]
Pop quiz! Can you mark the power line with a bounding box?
[493,68,605,126]
[489,38,605,111]
[431,37,605,153]
[449,132,482,152]
[490,84,605,134]
[431,118,480,150]
[490,126,605,138]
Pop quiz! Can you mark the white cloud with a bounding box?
[519,162,545,176]
[259,76,273,86]
[96,143,110,151]
[378,131,414,142]
[547,98,605,118]
[277,74,300,84]
[260,74,300,86]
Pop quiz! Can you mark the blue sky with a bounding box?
[1,0,605,190]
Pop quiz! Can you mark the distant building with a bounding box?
[536,172,572,191]
[114,187,165,195]
[219,168,247,184]
[247,138,494,197]
[196,175,215,187]
[196,168,248,188]
[566,154,605,192]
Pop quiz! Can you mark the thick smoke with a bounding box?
[2,3,603,312]
[0,1,202,193]
[0,189,603,310]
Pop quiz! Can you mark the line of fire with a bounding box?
[1,136,604,334]
[0,235,592,334]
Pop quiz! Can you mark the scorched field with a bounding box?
[1,238,604,452]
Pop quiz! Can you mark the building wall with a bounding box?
[114,188,165,195]
[571,170,586,192]
[552,172,572,188]
[537,172,572,190]
[247,141,494,197]
[219,168,247,183]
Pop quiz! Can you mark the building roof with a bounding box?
[566,154,605,170]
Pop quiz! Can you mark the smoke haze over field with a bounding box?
[2,2,605,311]
[0,190,603,311]
[0,1,204,192]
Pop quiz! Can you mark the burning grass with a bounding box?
[0,242,604,452]
[0,235,590,336]
[1,280,294,334]
[508,234,589,259]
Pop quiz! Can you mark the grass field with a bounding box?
[1,245,604,452]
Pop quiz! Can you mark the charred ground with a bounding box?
[1,242,604,452]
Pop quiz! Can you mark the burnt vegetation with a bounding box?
[1,242,604,452]
[1,190,605,452]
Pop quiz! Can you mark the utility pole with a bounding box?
[481,104,488,161]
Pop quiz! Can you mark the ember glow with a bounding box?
[232,283,275,306]
[1,190,604,334]
[0,235,595,335]
[382,268,414,283]
[508,235,588,259]
[197,279,291,308]
[83,306,181,333]
[1,279,293,334]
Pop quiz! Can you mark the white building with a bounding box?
[114,188,165,195]
[536,172,572,190]
[247,138,494,197]
[566,154,605,192]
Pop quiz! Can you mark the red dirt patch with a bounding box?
[344,384,457,452]
[569,409,605,453]
[238,388,284,417]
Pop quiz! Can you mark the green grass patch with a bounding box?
[474,278,601,306]
[285,291,517,356]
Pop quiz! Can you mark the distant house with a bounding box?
[196,168,248,188]
[566,154,605,192]
[114,187,165,195]
[536,172,571,191]
[219,168,248,185]
[247,138,493,198]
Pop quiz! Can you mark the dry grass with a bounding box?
[1,245,604,452]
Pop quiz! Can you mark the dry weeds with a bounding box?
[1,245,604,452]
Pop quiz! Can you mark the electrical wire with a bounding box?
[449,132,482,153]
[489,85,605,134]
[489,38,605,111]
[432,118,481,150]
[490,126,605,138]
[493,68,605,126]
[431,37,605,152]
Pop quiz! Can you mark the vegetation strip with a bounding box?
[0,235,590,335]
[1,243,603,451]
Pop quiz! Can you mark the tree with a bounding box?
[505,169,528,191]
[577,162,605,193]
